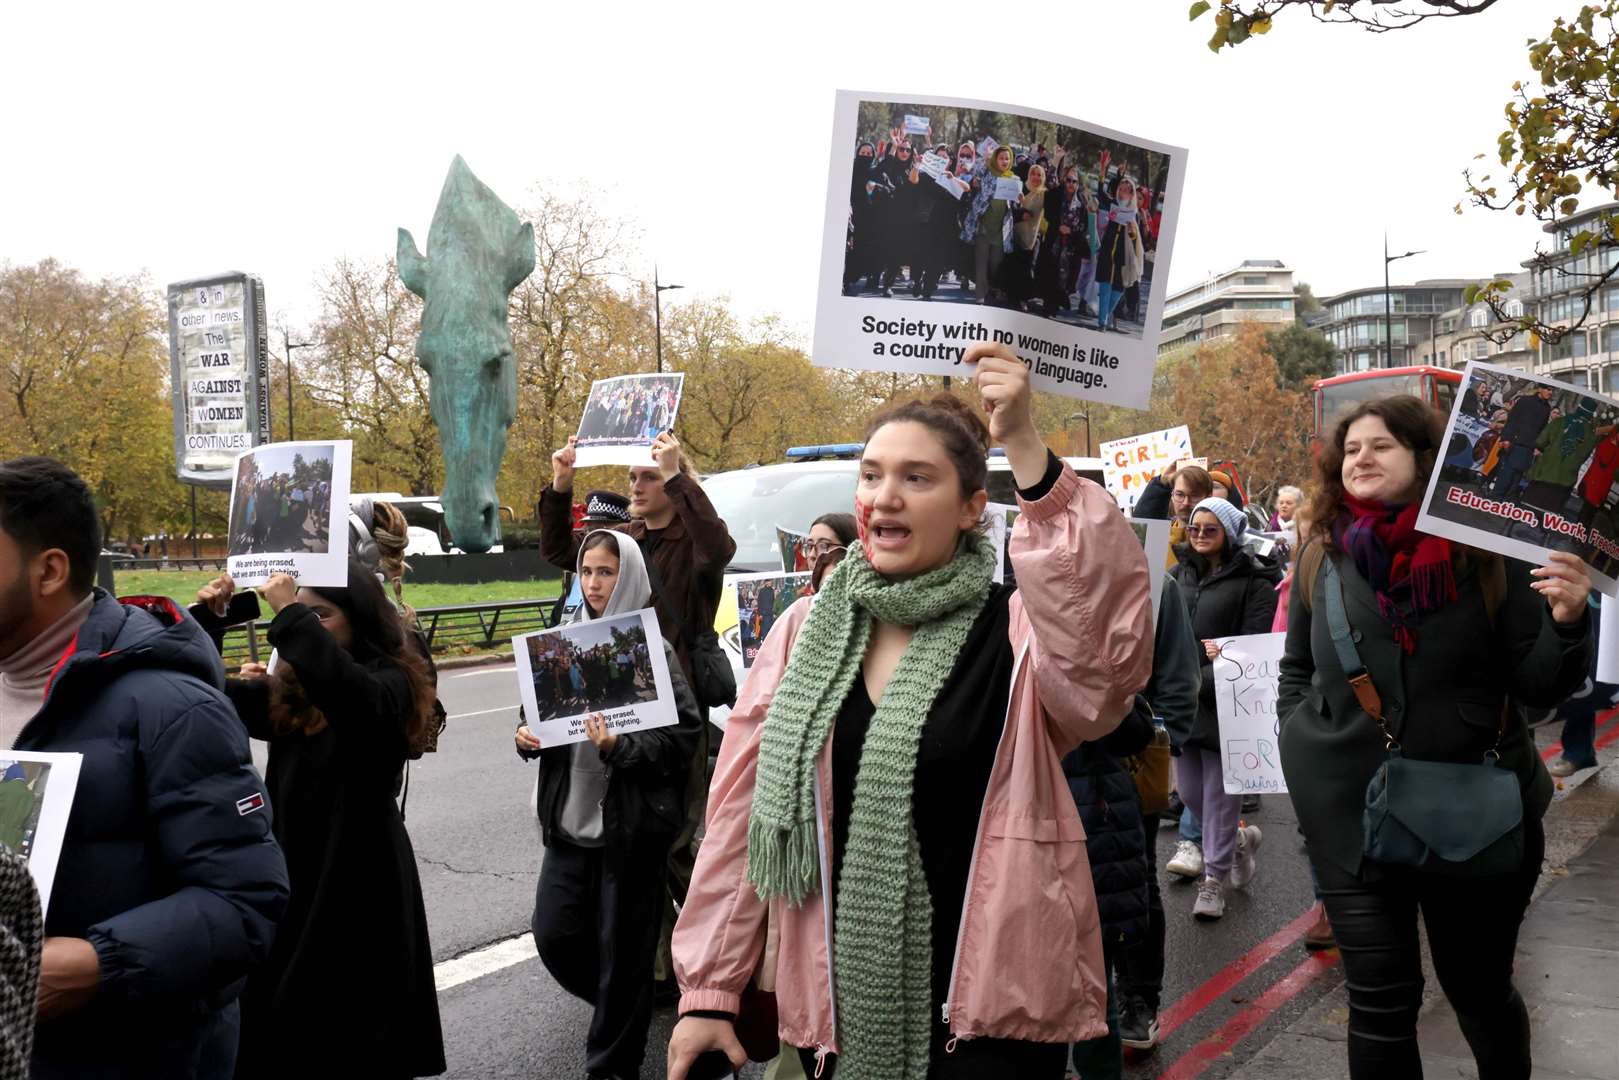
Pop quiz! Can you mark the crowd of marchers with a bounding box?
[0,342,1598,1080]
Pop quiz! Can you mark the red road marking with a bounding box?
[1154,951,1342,1080]
[1542,705,1619,761]
[1142,699,1618,1078]
[1155,905,1319,1042]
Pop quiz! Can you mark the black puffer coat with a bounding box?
[1172,547,1281,751]
[1063,698,1155,946]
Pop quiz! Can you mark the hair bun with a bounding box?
[925,393,991,454]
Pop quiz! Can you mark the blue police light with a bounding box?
[784,443,865,461]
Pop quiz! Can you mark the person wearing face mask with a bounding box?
[873,141,920,297]
[1094,176,1145,333]
[195,564,445,1079]
[961,146,1019,305]
[1004,163,1048,311]
[1168,497,1278,920]
[514,530,703,1080]
[665,343,1154,1080]
[843,142,881,295]
[1279,396,1592,1080]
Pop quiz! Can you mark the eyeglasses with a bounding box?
[1185,525,1224,539]
[1170,490,1191,503]
[805,539,847,556]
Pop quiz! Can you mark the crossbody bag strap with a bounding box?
[1321,558,1396,745]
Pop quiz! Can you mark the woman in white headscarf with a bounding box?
[1094,175,1146,333]
[514,529,704,1080]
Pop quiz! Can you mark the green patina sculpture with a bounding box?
[398,155,535,553]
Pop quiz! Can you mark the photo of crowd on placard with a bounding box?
[735,572,814,668]
[841,100,1172,340]
[1423,365,1619,584]
[523,614,658,724]
[575,374,684,448]
[0,759,52,862]
[227,444,336,556]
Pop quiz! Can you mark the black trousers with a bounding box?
[1310,814,1544,1080]
[798,1036,1066,1079]
[531,836,669,1078]
[1115,811,1165,1011]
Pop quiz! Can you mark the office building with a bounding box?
[1159,260,1296,354]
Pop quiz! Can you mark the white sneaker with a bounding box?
[1231,824,1263,890]
[1167,840,1204,879]
[1193,876,1225,920]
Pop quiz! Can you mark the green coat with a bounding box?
[0,778,38,853]
[1277,549,1590,877]
[1527,416,1605,488]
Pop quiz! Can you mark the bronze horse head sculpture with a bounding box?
[398,155,534,553]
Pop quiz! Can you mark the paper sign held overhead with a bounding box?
[1102,426,1193,513]
[818,90,1187,409]
[225,440,352,588]
[571,373,686,469]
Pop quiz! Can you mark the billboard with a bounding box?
[167,273,271,487]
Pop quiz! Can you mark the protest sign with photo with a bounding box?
[0,750,83,916]
[1212,632,1287,795]
[513,609,677,747]
[1102,425,1193,512]
[728,571,815,669]
[226,440,352,588]
[1601,598,1619,684]
[571,373,686,468]
[1127,517,1172,627]
[984,503,1015,585]
[816,90,1187,409]
[1416,361,1619,596]
[777,525,812,573]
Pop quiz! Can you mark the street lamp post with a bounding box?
[1383,235,1426,369]
[654,266,684,374]
[282,330,315,440]
[1065,410,1092,456]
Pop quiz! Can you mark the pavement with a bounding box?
[341,661,1619,1079]
[1236,722,1619,1080]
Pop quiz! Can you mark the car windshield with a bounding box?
[701,467,858,571]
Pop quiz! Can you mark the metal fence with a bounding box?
[214,598,553,668]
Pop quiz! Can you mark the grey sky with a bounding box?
[1,2,1568,344]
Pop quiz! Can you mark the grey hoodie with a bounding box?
[555,531,653,846]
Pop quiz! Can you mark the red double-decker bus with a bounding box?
[1311,365,1463,444]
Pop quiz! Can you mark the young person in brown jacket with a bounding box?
[539,428,737,995]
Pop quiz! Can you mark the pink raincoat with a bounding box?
[672,468,1154,1056]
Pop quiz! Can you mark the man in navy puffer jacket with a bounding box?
[0,457,288,1079]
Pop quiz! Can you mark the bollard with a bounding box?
[97,554,116,596]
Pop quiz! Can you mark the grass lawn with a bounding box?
[114,570,557,609]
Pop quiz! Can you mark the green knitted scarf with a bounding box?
[747,533,996,1080]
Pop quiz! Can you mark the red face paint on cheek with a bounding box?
[855,498,873,547]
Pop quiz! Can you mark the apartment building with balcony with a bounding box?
[1318,280,1473,373]
[1158,259,1296,355]
[1414,272,1534,375]
[1525,202,1619,393]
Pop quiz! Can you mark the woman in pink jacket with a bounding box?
[667,344,1154,1080]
